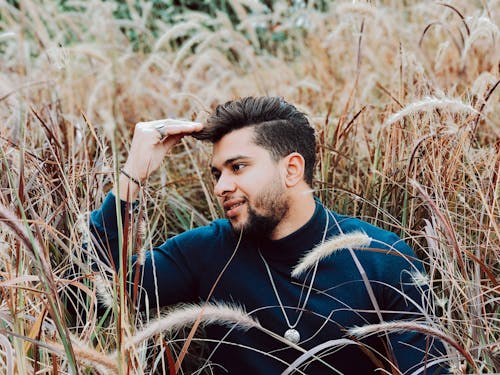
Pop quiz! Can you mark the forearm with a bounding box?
[89,191,134,268]
[88,191,199,309]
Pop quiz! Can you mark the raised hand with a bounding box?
[117,119,203,201]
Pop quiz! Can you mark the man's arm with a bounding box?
[89,191,205,308]
[379,236,449,374]
[88,119,204,307]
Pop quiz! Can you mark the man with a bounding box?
[90,97,446,374]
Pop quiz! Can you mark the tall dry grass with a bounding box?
[0,0,498,373]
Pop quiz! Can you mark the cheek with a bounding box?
[239,167,282,200]
[237,175,260,195]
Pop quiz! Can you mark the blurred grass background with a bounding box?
[0,0,498,373]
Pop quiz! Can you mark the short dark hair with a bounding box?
[193,96,316,186]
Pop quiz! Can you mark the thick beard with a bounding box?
[231,182,289,240]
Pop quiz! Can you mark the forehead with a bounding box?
[211,127,269,167]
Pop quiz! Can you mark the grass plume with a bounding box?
[384,96,479,127]
[291,231,372,277]
[349,321,478,373]
[124,302,260,350]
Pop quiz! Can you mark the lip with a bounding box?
[224,198,246,218]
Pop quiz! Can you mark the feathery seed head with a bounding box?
[385,96,478,127]
[124,302,260,350]
[94,275,114,308]
[292,231,371,277]
[348,321,444,339]
[337,3,377,18]
[411,270,430,287]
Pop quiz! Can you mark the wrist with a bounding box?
[122,160,148,181]
[115,169,141,202]
[119,167,143,187]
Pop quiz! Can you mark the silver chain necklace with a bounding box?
[258,208,329,344]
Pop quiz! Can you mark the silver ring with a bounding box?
[154,124,165,137]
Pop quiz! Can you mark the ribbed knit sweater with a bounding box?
[90,193,447,374]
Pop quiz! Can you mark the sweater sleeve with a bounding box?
[89,192,200,309]
[89,192,131,269]
[377,232,448,374]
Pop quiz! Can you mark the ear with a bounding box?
[282,152,305,188]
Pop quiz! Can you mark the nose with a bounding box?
[214,172,236,197]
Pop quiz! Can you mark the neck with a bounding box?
[270,189,316,240]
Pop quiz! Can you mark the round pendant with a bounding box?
[284,328,300,343]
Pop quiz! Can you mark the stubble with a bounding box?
[231,179,289,240]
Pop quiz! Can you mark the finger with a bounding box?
[156,122,203,136]
[138,122,202,139]
[154,126,166,138]
[162,134,184,149]
[141,119,188,126]
[152,130,184,146]
[139,119,201,128]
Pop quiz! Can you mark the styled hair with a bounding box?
[193,96,316,186]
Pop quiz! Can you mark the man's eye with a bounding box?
[232,163,245,172]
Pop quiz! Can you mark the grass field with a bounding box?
[0,0,498,373]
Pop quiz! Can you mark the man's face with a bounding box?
[211,127,289,238]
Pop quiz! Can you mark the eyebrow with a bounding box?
[210,155,250,174]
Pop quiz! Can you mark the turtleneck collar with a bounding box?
[250,198,339,263]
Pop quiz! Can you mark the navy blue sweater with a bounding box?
[90,193,447,374]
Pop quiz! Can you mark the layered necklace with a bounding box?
[258,208,329,344]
